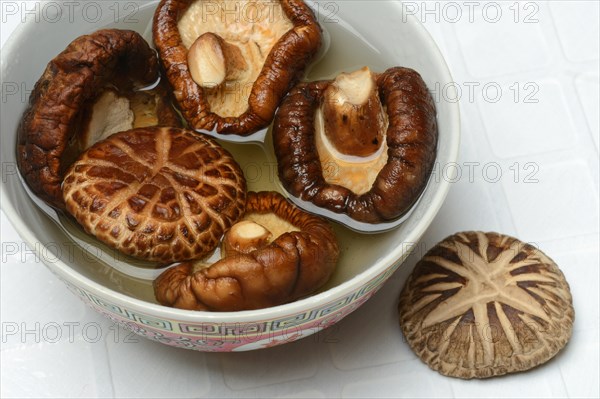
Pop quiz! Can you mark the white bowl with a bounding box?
[0,0,459,351]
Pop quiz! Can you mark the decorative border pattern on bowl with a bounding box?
[60,258,401,351]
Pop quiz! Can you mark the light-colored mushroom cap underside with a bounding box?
[178,0,294,117]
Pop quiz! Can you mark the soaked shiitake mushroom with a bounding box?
[154,191,340,311]
[17,29,181,210]
[273,66,438,224]
[153,0,323,136]
[62,127,247,264]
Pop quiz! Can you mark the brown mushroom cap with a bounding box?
[273,67,438,224]
[153,0,323,136]
[17,29,180,210]
[154,191,340,311]
[62,127,247,264]
[398,232,574,379]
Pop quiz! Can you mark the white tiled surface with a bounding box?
[1,1,599,398]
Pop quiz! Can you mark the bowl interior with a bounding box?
[0,1,459,318]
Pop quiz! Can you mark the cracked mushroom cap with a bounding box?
[273,67,438,224]
[62,127,247,264]
[17,29,181,210]
[398,232,574,379]
[154,191,340,311]
[153,0,322,136]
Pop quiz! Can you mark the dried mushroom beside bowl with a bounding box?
[62,127,247,264]
[398,231,574,379]
[273,66,438,227]
[17,29,182,210]
[153,0,323,137]
[154,191,340,311]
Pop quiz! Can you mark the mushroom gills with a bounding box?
[78,89,168,152]
[221,212,299,256]
[80,90,134,150]
[128,91,163,128]
[242,212,300,241]
[178,0,294,118]
[316,67,389,195]
[221,212,300,258]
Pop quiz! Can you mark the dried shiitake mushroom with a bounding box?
[153,0,322,136]
[62,127,247,264]
[17,29,181,210]
[273,66,438,224]
[398,232,574,379]
[154,191,340,311]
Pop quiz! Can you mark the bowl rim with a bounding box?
[0,0,460,323]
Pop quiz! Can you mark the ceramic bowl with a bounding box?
[0,1,459,351]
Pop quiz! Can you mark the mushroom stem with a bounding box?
[222,220,272,257]
[321,67,387,158]
[187,32,248,88]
